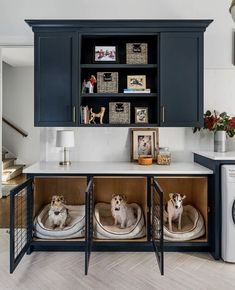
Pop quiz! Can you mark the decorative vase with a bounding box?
[214,131,227,152]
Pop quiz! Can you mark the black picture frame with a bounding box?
[93,45,118,63]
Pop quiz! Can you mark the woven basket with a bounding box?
[126,43,148,64]
[109,102,130,124]
[97,72,118,93]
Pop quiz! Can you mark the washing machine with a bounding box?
[222,165,235,262]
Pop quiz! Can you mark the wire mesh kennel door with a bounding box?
[152,179,164,275]
[9,178,33,273]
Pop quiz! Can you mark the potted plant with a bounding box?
[193,110,235,152]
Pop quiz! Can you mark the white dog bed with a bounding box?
[94,203,146,239]
[34,204,85,239]
[155,205,205,241]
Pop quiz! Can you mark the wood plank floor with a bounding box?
[1,230,235,290]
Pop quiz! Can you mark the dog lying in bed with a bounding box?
[111,194,137,228]
[48,195,71,230]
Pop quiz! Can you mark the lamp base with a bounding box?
[59,161,71,166]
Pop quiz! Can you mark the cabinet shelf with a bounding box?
[79,123,159,127]
[80,64,157,69]
[81,93,158,98]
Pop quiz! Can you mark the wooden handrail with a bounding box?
[2,117,28,137]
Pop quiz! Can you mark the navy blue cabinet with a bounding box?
[160,33,203,127]
[26,20,212,127]
[34,31,77,126]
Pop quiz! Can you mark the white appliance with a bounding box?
[222,165,235,262]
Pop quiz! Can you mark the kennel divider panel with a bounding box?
[93,176,148,241]
[33,177,87,219]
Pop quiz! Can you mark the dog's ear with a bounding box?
[112,194,116,198]
[169,193,174,200]
[182,195,186,200]
[123,195,127,201]
[60,195,65,203]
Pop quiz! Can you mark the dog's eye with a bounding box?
[115,198,117,201]
[120,198,122,201]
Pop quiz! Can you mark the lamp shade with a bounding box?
[56,130,75,147]
[230,0,235,22]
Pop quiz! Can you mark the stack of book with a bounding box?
[123,89,151,94]
[80,106,90,124]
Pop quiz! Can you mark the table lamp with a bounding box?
[56,130,75,165]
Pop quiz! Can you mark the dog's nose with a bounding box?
[175,206,178,209]
[54,211,60,215]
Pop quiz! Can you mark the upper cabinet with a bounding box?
[34,31,77,126]
[26,20,212,127]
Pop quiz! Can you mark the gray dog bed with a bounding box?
[34,204,85,239]
[94,203,146,239]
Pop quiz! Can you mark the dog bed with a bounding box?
[34,204,85,239]
[94,203,146,239]
[155,205,205,241]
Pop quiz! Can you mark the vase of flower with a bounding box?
[193,110,235,152]
[214,131,226,152]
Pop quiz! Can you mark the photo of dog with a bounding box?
[48,195,71,230]
[111,194,137,228]
[138,135,152,156]
[164,193,186,232]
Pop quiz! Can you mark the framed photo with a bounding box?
[135,107,148,124]
[131,128,159,161]
[127,75,146,90]
[94,46,117,63]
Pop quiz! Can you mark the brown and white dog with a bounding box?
[164,193,186,232]
[111,194,136,228]
[48,195,70,230]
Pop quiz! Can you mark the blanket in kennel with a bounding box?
[155,205,205,241]
[34,204,85,239]
[94,203,146,239]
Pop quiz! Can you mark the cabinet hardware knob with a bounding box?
[73,106,76,123]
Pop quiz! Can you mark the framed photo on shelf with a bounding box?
[94,46,117,63]
[135,107,148,124]
[131,128,159,161]
[127,75,146,90]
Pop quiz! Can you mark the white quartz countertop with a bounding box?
[23,161,213,175]
[194,151,235,161]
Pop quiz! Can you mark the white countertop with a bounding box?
[23,161,213,175]
[194,151,235,161]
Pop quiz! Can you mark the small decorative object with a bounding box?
[127,75,146,90]
[131,128,159,161]
[109,102,130,124]
[97,72,118,93]
[56,130,75,166]
[82,75,96,94]
[135,107,148,124]
[94,46,117,63]
[157,147,171,165]
[138,156,153,165]
[126,43,148,64]
[193,110,235,152]
[89,107,106,124]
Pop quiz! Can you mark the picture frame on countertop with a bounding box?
[131,128,159,161]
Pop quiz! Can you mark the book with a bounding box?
[123,89,151,94]
[80,106,90,124]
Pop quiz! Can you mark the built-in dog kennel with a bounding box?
[155,176,208,242]
[93,177,147,241]
[33,177,87,240]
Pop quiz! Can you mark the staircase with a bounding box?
[2,150,25,182]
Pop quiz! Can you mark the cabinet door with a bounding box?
[9,178,33,273]
[152,179,164,275]
[160,32,203,127]
[35,31,77,126]
[85,177,94,275]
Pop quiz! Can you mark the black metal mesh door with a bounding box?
[152,179,164,275]
[10,178,33,273]
[85,177,94,275]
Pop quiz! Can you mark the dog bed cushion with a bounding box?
[94,203,146,239]
[34,204,85,239]
[156,205,205,241]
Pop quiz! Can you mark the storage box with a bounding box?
[109,102,130,124]
[126,43,148,64]
[97,72,118,93]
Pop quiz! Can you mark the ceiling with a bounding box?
[2,47,34,67]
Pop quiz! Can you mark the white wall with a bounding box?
[0,0,235,163]
[2,62,40,164]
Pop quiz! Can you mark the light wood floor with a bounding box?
[1,230,235,290]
